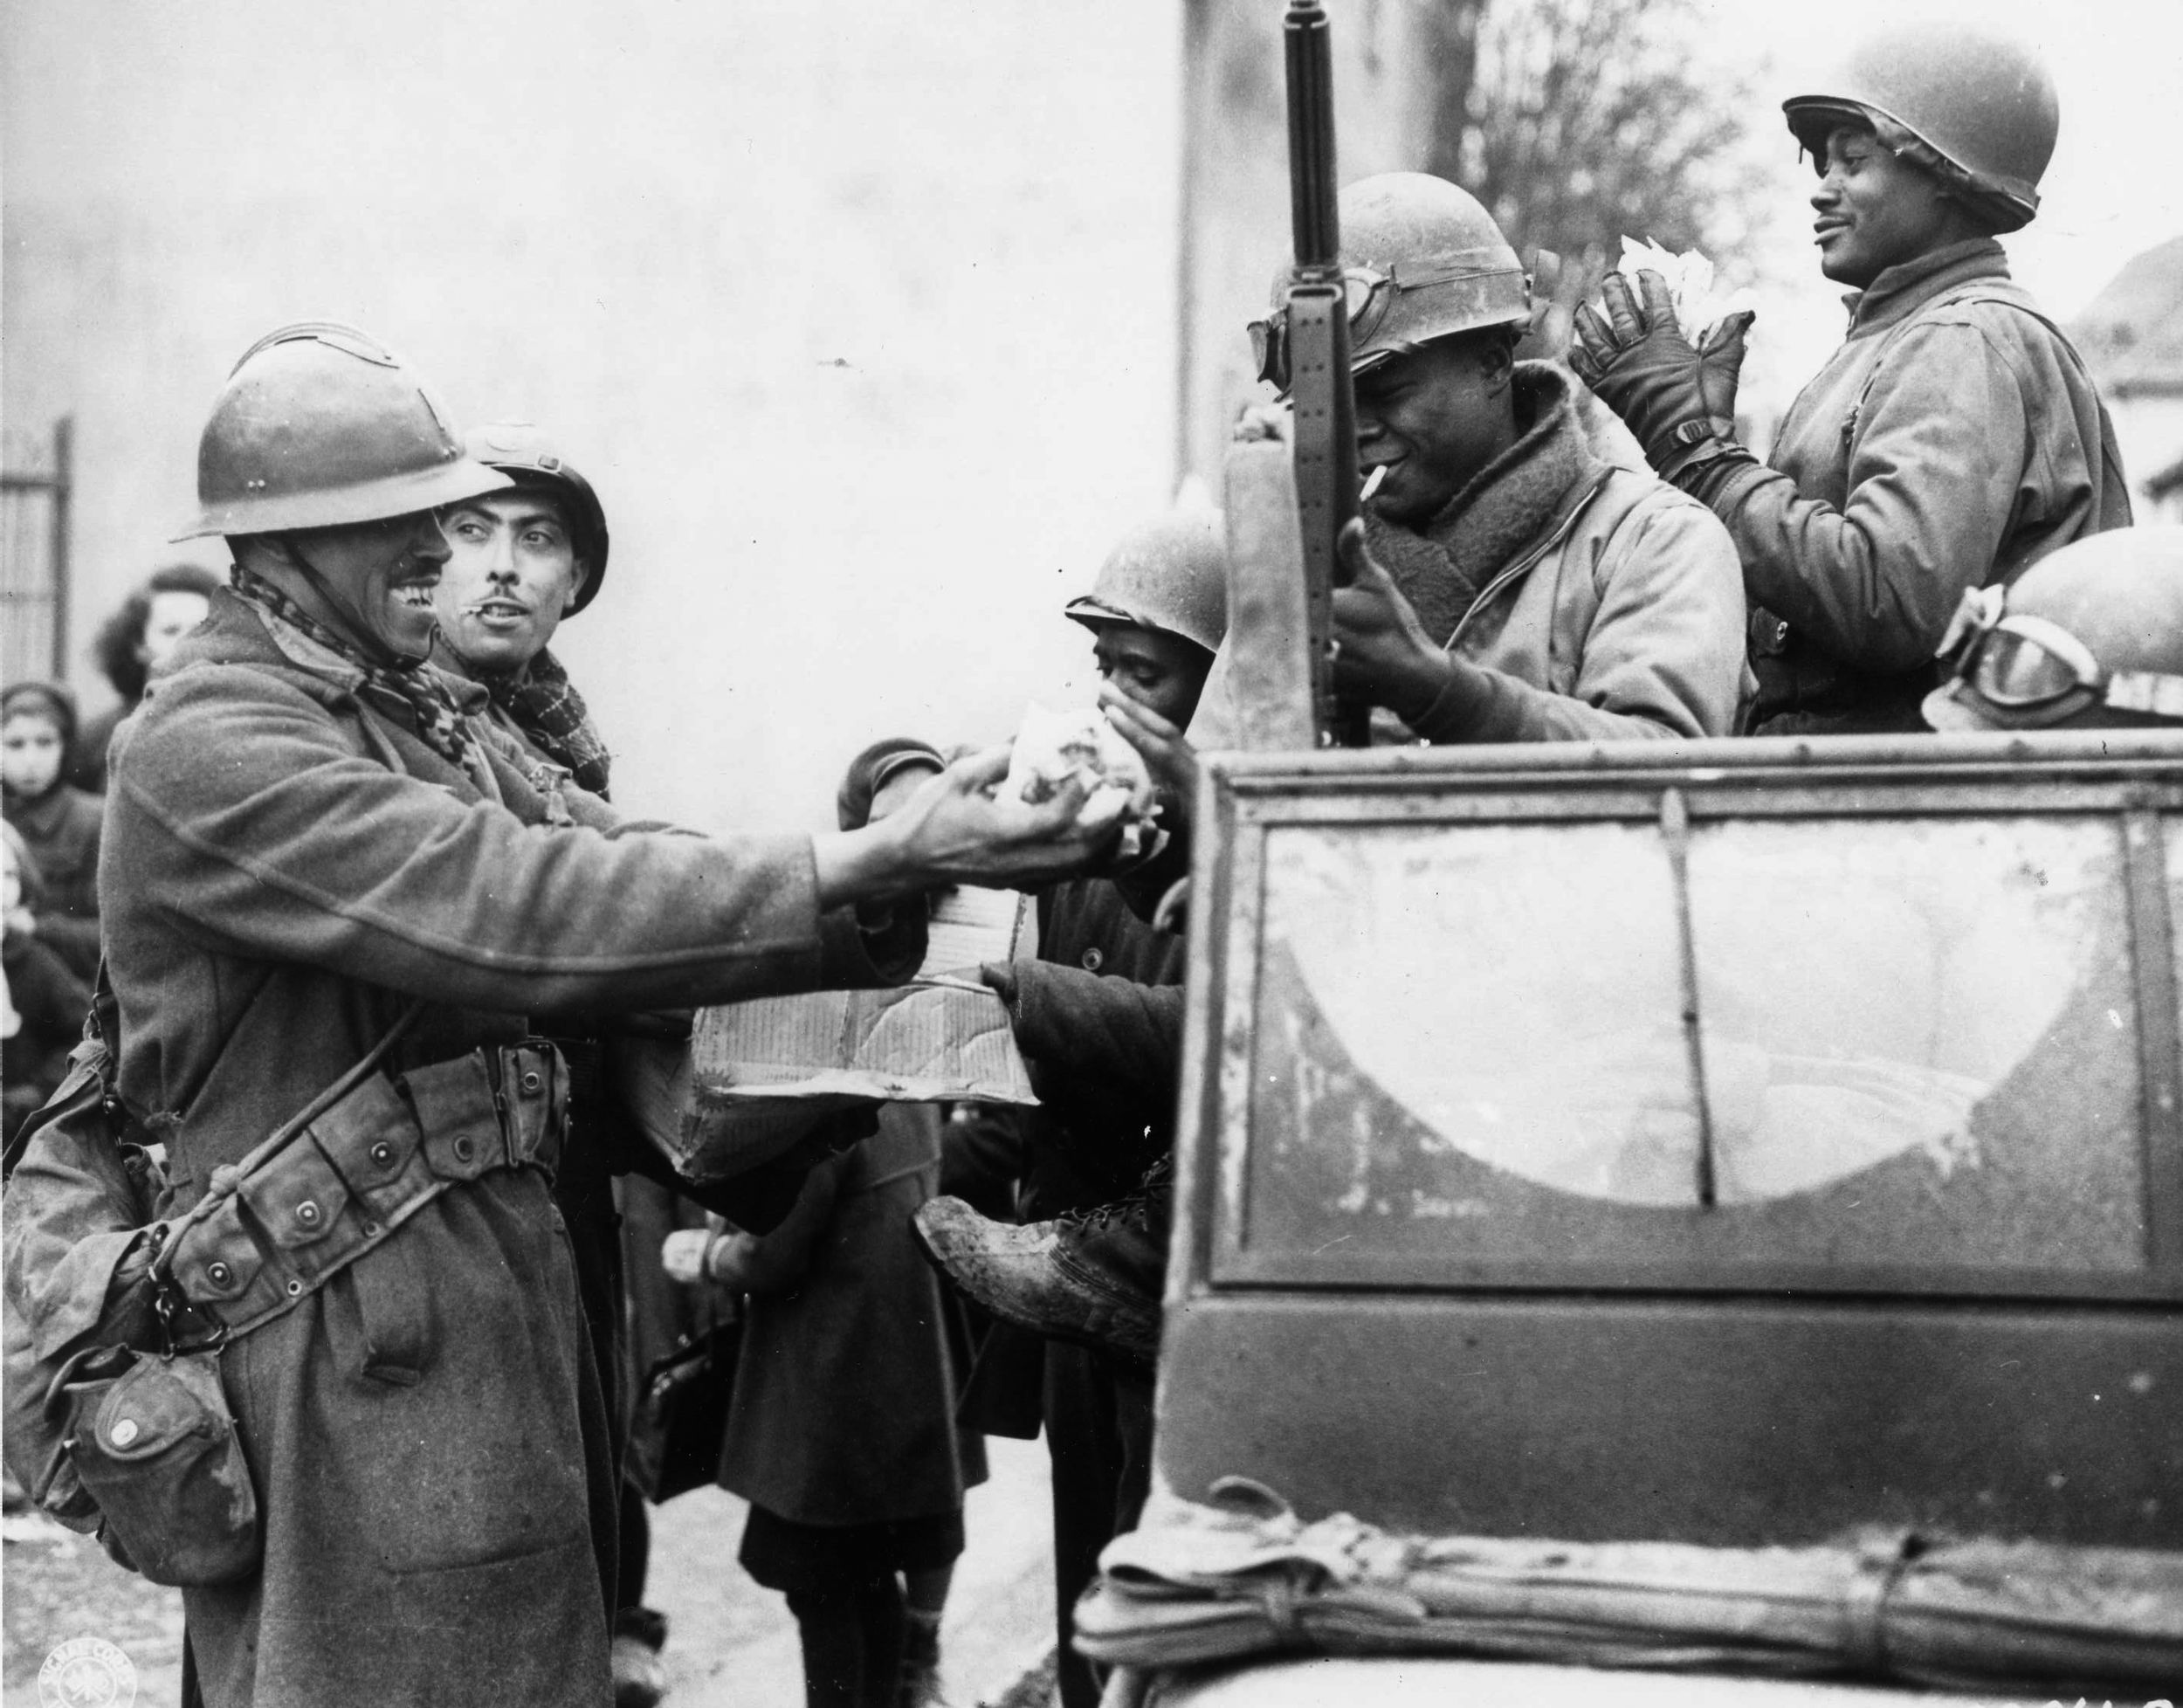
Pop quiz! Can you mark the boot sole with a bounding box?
[909,1213,1160,1367]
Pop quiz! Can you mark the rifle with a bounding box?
[1281,0,1369,747]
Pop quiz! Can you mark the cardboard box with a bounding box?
[621,982,1038,1183]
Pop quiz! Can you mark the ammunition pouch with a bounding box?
[162,1041,568,1341]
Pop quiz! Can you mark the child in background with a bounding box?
[3,822,91,1144]
[664,738,983,1708]
[1,684,102,984]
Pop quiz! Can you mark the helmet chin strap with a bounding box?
[276,534,437,670]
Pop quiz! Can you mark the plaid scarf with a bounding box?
[230,566,480,772]
[481,647,611,800]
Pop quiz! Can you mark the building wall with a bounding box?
[3,0,1183,833]
[1177,0,1448,492]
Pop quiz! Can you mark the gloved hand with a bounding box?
[1570,271,1753,478]
[1331,520,1451,724]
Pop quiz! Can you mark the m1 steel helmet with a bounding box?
[1066,505,1229,657]
[463,423,612,616]
[176,323,508,541]
[1784,23,2058,233]
[1250,173,1532,392]
[1925,530,2183,733]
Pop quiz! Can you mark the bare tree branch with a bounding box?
[1424,0,1765,265]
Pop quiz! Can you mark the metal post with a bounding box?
[49,415,74,679]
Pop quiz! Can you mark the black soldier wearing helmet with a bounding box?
[1925,528,2183,733]
[919,499,1227,1708]
[1209,172,1746,748]
[1574,22,2132,736]
[65,323,1121,1708]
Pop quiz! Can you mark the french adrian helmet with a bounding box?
[176,322,507,541]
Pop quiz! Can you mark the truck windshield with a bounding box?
[1241,811,2156,1284]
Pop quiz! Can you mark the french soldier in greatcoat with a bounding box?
[81,323,1119,1706]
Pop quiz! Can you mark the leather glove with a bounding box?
[1570,271,1753,479]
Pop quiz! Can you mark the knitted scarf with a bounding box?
[230,566,479,772]
[479,648,612,800]
[1360,362,1602,647]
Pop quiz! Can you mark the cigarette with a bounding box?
[1360,465,1387,502]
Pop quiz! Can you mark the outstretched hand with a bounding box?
[877,743,1126,892]
[1330,519,1450,723]
[1516,244,1608,367]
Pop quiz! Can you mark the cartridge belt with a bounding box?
[160,1041,568,1340]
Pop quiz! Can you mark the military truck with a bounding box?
[1071,726,2182,1703]
[1062,3,2181,1692]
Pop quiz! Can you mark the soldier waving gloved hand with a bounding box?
[1571,271,1753,481]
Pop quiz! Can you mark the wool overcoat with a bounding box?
[96,589,863,1707]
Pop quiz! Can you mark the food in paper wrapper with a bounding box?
[1615,237,1755,347]
[1006,703,1160,858]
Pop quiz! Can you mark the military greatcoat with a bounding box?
[97,589,864,1707]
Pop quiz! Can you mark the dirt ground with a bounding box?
[3,1436,1056,1708]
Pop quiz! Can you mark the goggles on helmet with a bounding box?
[1247,257,1518,393]
[1935,583,2183,726]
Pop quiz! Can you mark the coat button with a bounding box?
[520,1071,543,1096]
[452,1134,475,1163]
[1082,947,1105,971]
[286,1278,304,1297]
[295,1201,321,1229]
[368,1141,395,1168]
[207,1261,233,1289]
[111,1418,140,1449]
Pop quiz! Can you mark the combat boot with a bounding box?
[912,1159,1170,1365]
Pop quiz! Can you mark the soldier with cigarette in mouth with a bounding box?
[1202,171,1747,750]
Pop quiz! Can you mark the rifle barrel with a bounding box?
[1284,3,1339,267]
